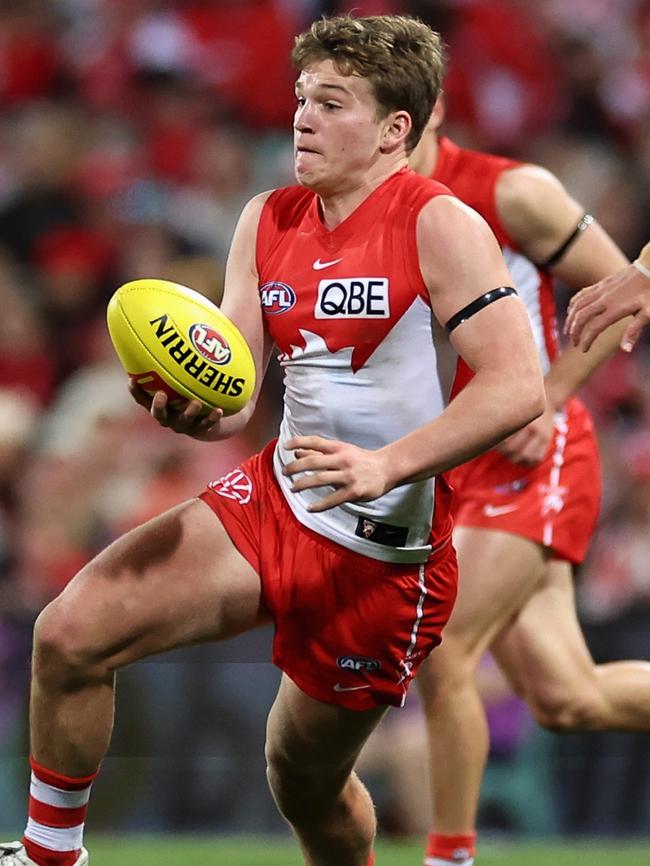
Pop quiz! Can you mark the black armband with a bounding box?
[540,213,594,269]
[445,286,518,334]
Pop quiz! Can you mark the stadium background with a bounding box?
[0,0,648,859]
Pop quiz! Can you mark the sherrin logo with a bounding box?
[148,315,245,398]
[260,281,296,314]
[189,323,232,365]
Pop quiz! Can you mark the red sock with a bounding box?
[22,757,98,866]
[425,832,477,864]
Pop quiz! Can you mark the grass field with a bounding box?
[77,835,650,865]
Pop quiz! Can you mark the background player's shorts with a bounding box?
[200,440,458,710]
[448,398,600,564]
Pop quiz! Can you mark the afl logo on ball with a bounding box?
[260,281,296,314]
[189,323,232,365]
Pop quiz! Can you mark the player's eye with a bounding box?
[324,102,341,111]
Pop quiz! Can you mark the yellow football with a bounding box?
[107,279,255,415]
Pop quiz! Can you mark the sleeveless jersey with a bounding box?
[434,136,559,394]
[255,168,458,564]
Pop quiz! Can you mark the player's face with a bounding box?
[293,60,390,194]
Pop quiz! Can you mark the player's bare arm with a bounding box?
[286,196,545,511]
[493,164,629,464]
[566,240,650,353]
[133,192,276,441]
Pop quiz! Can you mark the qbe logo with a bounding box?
[260,281,296,314]
[316,278,389,319]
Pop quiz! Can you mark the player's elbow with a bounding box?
[525,380,546,423]
[511,369,546,427]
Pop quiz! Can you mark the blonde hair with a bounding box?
[292,15,445,153]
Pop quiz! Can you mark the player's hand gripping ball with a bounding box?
[107,279,255,415]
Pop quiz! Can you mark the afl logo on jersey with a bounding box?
[260,281,296,314]
[189,323,232,365]
[315,278,390,319]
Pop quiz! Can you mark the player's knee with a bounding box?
[33,597,105,687]
[265,741,308,819]
[265,738,337,824]
[528,684,603,732]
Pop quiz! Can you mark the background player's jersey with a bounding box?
[434,136,558,394]
[256,168,458,564]
[434,136,600,561]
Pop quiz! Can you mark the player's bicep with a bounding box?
[419,196,512,328]
[418,196,539,376]
[497,165,627,285]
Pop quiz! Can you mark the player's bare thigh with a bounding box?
[432,526,548,659]
[491,558,595,696]
[38,498,270,673]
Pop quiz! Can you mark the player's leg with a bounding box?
[10,497,268,866]
[492,558,650,731]
[417,526,547,866]
[266,674,385,866]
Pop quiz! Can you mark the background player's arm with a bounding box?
[134,193,276,441]
[285,196,545,511]
[566,240,650,353]
[494,165,630,463]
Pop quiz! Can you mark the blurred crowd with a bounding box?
[0,0,649,837]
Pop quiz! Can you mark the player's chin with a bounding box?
[294,153,325,186]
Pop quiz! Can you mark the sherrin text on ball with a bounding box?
[106,278,256,414]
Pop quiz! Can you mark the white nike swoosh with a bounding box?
[333,683,371,692]
[483,503,519,517]
[313,257,343,270]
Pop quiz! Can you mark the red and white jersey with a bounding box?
[434,136,559,393]
[255,168,458,564]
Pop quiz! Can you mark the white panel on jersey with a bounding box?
[275,296,456,563]
[503,246,551,375]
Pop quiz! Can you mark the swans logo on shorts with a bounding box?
[209,469,252,505]
[260,281,296,314]
[189,324,232,365]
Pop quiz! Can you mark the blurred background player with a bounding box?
[567,240,650,353]
[0,15,544,866]
[408,99,650,866]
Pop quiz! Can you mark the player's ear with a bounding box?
[380,110,412,153]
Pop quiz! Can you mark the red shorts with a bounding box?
[449,398,600,564]
[200,441,458,710]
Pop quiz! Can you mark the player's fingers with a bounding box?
[285,435,337,454]
[497,427,529,458]
[290,470,345,494]
[284,457,341,481]
[151,391,170,424]
[621,312,649,353]
[195,407,224,432]
[515,437,546,466]
[128,380,153,408]
[577,307,621,352]
[306,484,365,512]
